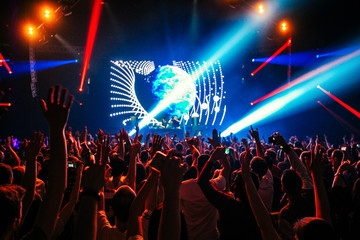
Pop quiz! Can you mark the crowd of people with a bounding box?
[1,85,360,240]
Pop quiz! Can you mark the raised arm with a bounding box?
[241,148,281,240]
[74,137,109,240]
[22,132,44,222]
[307,145,332,224]
[126,169,160,239]
[273,132,313,190]
[249,126,264,158]
[5,136,21,166]
[198,147,231,209]
[126,142,141,191]
[207,129,221,148]
[33,85,73,239]
[58,162,83,225]
[158,150,187,240]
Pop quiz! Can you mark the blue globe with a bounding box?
[152,65,196,117]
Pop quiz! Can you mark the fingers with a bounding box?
[106,133,111,147]
[60,88,68,107]
[95,144,102,165]
[40,99,47,114]
[47,86,54,104]
[54,85,61,105]
[66,94,74,109]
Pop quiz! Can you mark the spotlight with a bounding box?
[28,27,34,35]
[258,4,264,14]
[44,9,50,18]
[280,21,288,32]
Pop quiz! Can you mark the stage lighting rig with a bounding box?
[58,0,80,16]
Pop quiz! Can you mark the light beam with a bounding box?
[251,38,291,76]
[251,48,360,105]
[79,0,103,92]
[317,85,360,118]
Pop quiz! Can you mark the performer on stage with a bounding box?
[169,115,181,128]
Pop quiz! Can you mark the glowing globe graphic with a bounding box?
[151,65,196,117]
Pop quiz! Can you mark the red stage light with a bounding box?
[318,101,360,135]
[79,0,103,92]
[317,86,360,118]
[0,52,12,75]
[0,103,11,107]
[251,38,291,77]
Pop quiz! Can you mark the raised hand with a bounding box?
[120,127,131,145]
[82,143,107,194]
[40,85,73,129]
[25,132,44,161]
[241,137,248,148]
[150,134,164,156]
[145,132,150,142]
[187,136,200,148]
[209,147,226,163]
[101,132,111,166]
[308,145,325,177]
[272,132,287,146]
[207,129,221,148]
[249,125,259,139]
[160,150,187,192]
[130,142,141,158]
[80,126,88,143]
[5,136,14,149]
[241,148,252,176]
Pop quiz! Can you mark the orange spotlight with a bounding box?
[28,27,34,35]
[258,4,264,14]
[280,21,288,32]
[44,9,50,18]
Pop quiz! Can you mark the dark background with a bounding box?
[0,0,359,144]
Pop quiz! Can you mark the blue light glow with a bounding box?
[8,59,78,76]
[252,52,317,67]
[316,45,360,59]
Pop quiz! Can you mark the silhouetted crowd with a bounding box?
[1,85,360,240]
